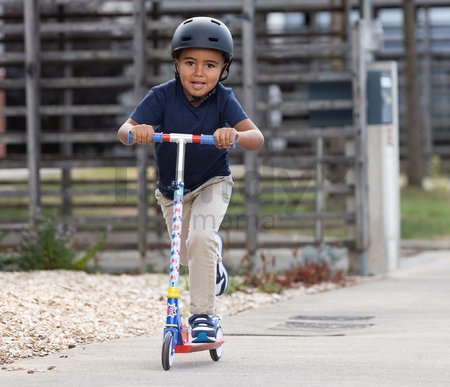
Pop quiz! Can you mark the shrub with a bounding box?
[1,212,106,271]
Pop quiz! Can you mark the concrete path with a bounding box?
[1,251,450,386]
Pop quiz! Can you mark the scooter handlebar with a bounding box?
[128,131,236,149]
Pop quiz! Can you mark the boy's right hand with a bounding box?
[131,124,154,144]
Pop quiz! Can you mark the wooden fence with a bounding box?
[0,0,372,268]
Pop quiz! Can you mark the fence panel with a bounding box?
[0,0,363,265]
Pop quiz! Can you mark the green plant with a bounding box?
[3,211,106,271]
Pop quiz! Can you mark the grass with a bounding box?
[401,186,450,240]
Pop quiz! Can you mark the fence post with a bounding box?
[315,137,324,242]
[351,20,369,275]
[134,0,149,268]
[24,0,41,222]
[421,5,433,173]
[242,0,259,264]
[58,4,74,220]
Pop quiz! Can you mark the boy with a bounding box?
[118,17,264,342]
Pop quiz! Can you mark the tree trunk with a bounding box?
[403,0,423,186]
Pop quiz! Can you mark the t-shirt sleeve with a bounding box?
[223,89,248,127]
[130,88,164,125]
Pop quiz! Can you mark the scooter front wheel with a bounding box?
[161,331,175,370]
[209,327,224,361]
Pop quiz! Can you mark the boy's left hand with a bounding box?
[213,128,238,149]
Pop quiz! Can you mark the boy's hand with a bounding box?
[131,124,154,144]
[214,127,238,149]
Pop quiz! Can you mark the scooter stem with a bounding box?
[168,138,187,291]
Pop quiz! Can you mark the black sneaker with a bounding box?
[189,314,216,343]
[215,235,229,296]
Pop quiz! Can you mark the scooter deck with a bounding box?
[175,340,224,353]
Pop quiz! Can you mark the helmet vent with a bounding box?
[181,37,191,42]
[209,37,219,42]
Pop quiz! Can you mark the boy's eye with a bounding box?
[206,63,216,69]
[185,60,195,66]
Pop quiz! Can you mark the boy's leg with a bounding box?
[186,176,233,315]
[155,175,233,316]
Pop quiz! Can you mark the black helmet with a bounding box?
[171,17,233,63]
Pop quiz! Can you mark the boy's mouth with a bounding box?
[191,81,206,91]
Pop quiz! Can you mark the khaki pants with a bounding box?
[155,175,233,315]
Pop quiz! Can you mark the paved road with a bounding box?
[1,251,450,386]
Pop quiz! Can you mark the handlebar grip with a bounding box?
[200,134,216,146]
[153,133,163,143]
[128,130,163,144]
[199,134,237,149]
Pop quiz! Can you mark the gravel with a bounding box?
[0,270,355,368]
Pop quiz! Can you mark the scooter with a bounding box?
[128,131,228,370]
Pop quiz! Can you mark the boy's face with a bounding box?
[175,48,225,103]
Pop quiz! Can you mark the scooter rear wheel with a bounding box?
[209,327,224,361]
[162,331,175,370]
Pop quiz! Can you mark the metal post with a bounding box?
[134,0,149,267]
[24,0,41,221]
[242,0,259,262]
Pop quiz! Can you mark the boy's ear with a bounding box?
[173,59,180,76]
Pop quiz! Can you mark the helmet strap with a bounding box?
[219,59,232,82]
[189,87,217,104]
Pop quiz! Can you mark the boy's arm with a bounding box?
[233,118,264,151]
[118,118,154,145]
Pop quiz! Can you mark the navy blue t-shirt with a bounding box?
[130,79,248,198]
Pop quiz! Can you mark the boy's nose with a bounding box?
[194,65,205,76]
